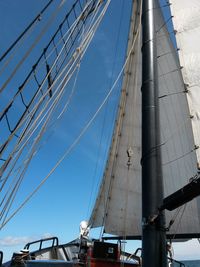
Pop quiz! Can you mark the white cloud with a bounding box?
[0,236,31,247]
[0,233,53,247]
[172,239,200,260]
[1,234,54,263]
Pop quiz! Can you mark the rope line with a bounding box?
[0,0,110,229]
[0,0,55,62]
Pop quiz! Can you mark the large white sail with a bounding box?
[90,0,200,237]
[170,0,200,168]
[90,0,142,236]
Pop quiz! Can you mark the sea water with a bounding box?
[174,260,200,267]
[182,260,200,267]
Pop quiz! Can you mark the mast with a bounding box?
[141,0,167,267]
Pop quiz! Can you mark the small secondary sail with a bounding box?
[90,0,200,238]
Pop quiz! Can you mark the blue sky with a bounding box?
[0,0,199,263]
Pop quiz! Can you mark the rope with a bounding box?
[0,37,83,206]
[4,0,106,162]
[0,0,110,229]
[86,0,126,220]
[0,0,92,199]
[0,4,99,197]
[0,0,99,160]
[0,0,66,94]
[1,0,138,229]
[0,0,55,62]
[0,0,96,161]
[171,205,187,240]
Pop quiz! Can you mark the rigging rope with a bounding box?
[86,0,126,220]
[0,0,67,95]
[0,0,99,162]
[171,204,187,240]
[0,0,110,229]
[0,0,104,169]
[0,0,97,162]
[0,0,55,62]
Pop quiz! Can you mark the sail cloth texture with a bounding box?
[89,1,200,237]
[90,0,142,237]
[170,0,200,168]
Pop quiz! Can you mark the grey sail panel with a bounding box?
[89,1,200,237]
[89,0,142,236]
[156,1,200,235]
[170,0,200,168]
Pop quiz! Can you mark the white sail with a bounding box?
[90,1,200,237]
[90,1,142,236]
[170,0,200,168]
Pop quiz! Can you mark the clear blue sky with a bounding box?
[0,0,199,263]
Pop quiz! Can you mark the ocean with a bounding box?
[174,260,200,267]
[182,260,200,267]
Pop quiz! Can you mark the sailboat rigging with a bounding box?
[0,0,200,267]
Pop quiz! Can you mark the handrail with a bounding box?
[24,236,59,250]
[134,248,142,257]
[122,248,141,265]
